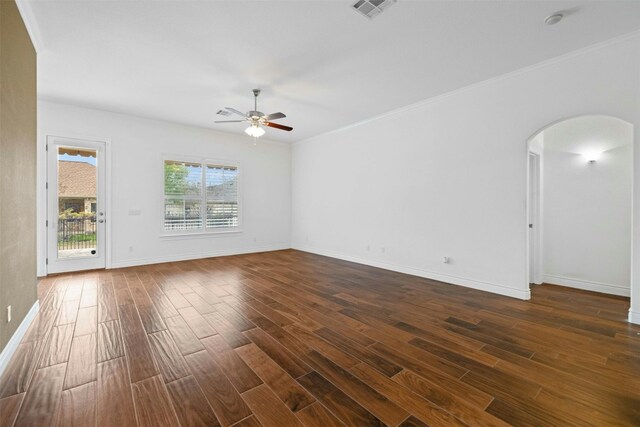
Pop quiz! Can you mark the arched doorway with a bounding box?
[526,115,634,321]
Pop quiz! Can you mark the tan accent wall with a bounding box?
[0,0,37,352]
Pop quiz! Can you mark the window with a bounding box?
[163,159,239,233]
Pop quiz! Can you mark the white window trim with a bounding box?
[160,154,242,237]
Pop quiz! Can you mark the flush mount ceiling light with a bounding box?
[544,13,564,25]
[214,89,293,139]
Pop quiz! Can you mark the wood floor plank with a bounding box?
[148,330,190,383]
[97,320,124,362]
[184,350,252,427]
[183,292,217,315]
[136,302,167,334]
[118,303,146,336]
[64,333,97,390]
[235,343,315,412]
[178,306,217,339]
[122,331,158,383]
[166,376,221,427]
[96,358,137,427]
[204,311,251,348]
[98,280,118,323]
[131,376,179,427]
[74,306,97,337]
[284,323,360,369]
[371,341,493,409]
[39,324,74,368]
[394,369,509,427]
[295,401,345,427]
[314,326,403,377]
[243,327,311,378]
[306,350,409,426]
[201,335,263,393]
[213,302,256,332]
[0,393,24,427]
[80,287,98,308]
[297,370,384,426]
[164,289,192,310]
[115,287,135,307]
[144,283,180,319]
[230,415,262,427]
[165,315,205,356]
[0,342,39,398]
[14,364,66,427]
[398,415,430,427]
[56,381,96,427]
[349,363,467,427]
[56,299,80,326]
[241,384,303,426]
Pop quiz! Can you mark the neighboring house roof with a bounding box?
[58,161,96,198]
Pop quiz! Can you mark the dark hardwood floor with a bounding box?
[1,249,638,426]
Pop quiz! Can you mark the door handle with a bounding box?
[99,219,105,223]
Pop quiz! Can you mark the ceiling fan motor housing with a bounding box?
[248,110,264,120]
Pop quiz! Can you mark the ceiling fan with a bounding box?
[215,89,293,138]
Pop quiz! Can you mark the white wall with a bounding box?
[37,101,291,274]
[542,117,632,296]
[292,33,640,304]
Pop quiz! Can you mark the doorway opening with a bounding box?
[46,136,108,274]
[526,115,633,314]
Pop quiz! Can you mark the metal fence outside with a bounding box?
[58,216,97,250]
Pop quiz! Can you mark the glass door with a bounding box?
[47,136,106,273]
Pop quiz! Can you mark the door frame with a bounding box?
[527,151,542,285]
[43,132,112,274]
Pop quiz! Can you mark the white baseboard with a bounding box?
[0,300,40,378]
[109,243,291,269]
[293,244,530,300]
[543,274,630,297]
[628,310,640,325]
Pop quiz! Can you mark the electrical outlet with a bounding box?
[7,305,11,323]
[129,246,134,252]
[443,256,450,264]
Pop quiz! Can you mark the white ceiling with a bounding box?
[23,0,640,143]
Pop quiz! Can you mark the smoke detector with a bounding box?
[352,0,397,19]
[544,13,563,25]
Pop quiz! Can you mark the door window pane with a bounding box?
[57,147,98,258]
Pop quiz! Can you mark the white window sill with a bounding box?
[160,229,243,240]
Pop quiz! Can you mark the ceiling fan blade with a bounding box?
[263,112,286,121]
[225,107,247,118]
[214,120,245,123]
[264,122,293,132]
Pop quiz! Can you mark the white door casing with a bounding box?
[46,136,107,273]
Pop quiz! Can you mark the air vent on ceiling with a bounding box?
[352,0,396,19]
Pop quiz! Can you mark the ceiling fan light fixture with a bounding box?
[245,124,265,138]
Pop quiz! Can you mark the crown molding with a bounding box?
[292,29,640,147]
[15,0,45,53]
